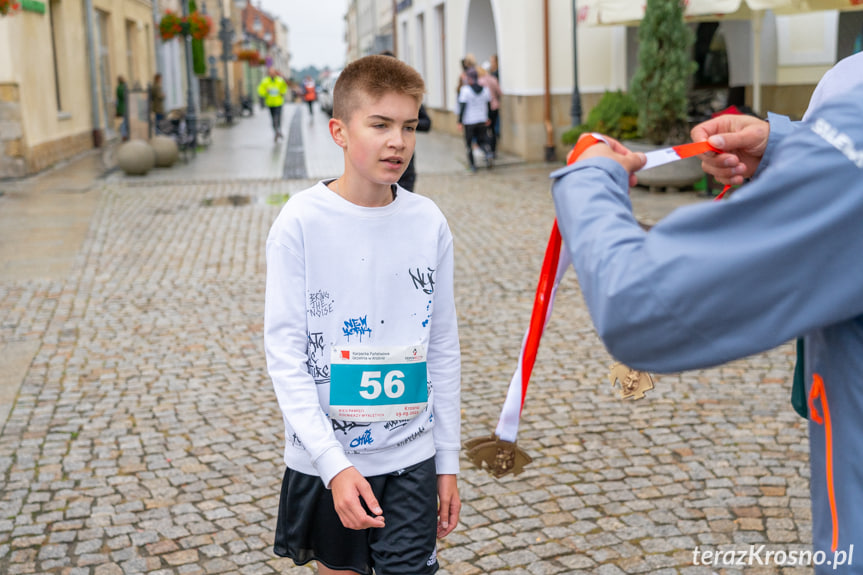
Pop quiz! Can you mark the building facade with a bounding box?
[382,0,861,162]
[0,0,157,178]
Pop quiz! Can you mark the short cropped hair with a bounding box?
[333,55,425,121]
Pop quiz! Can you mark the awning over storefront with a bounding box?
[581,0,863,114]
[588,0,863,26]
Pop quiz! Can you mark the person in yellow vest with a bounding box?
[258,68,289,142]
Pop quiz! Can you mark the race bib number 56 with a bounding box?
[330,346,428,422]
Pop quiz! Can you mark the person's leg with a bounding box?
[269,106,279,140]
[273,467,372,575]
[478,123,493,168]
[273,105,283,138]
[368,458,439,575]
[464,125,476,171]
[487,109,499,156]
[317,565,357,575]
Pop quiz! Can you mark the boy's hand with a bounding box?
[331,467,386,530]
[436,474,460,538]
[690,115,770,186]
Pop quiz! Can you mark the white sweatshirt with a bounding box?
[265,181,461,488]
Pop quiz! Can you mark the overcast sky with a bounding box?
[257,0,349,71]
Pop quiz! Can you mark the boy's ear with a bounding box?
[329,117,347,149]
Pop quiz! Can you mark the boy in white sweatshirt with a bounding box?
[265,54,461,575]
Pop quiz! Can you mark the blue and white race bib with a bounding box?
[330,345,428,422]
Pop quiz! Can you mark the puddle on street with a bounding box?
[201,195,251,207]
[201,193,289,207]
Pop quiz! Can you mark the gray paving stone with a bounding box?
[0,167,813,574]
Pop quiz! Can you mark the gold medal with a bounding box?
[609,362,654,400]
[464,434,533,478]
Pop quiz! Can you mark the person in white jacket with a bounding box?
[457,67,493,172]
[265,55,461,575]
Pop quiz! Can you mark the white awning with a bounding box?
[588,0,863,26]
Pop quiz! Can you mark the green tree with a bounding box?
[630,0,696,144]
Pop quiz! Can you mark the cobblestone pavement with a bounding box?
[0,163,812,574]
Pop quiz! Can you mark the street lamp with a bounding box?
[181,0,198,149]
[570,0,583,126]
[219,0,234,124]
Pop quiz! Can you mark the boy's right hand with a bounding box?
[331,467,386,530]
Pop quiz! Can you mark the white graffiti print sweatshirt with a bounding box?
[265,181,461,488]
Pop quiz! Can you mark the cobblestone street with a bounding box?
[0,107,813,574]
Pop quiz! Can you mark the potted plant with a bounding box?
[159,11,183,41]
[159,9,211,42]
[631,0,696,145]
[628,0,702,190]
[186,10,212,41]
[562,90,641,146]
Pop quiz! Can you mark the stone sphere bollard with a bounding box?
[150,136,179,168]
[116,139,156,176]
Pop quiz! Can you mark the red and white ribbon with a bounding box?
[492,136,724,443]
[495,221,570,442]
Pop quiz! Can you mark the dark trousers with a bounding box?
[487,109,499,155]
[269,105,282,134]
[463,123,492,168]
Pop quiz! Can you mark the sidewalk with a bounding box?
[105,107,289,183]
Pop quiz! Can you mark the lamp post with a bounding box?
[219,0,234,124]
[570,0,583,126]
[181,0,198,149]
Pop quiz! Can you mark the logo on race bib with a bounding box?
[330,345,429,422]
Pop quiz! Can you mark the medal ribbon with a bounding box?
[494,136,725,443]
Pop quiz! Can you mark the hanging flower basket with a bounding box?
[159,11,183,40]
[237,49,262,66]
[0,0,21,15]
[159,10,211,41]
[186,11,212,41]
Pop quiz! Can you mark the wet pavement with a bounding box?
[0,103,810,574]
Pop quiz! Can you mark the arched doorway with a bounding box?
[464,0,498,73]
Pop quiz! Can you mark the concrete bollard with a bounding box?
[150,136,179,168]
[116,139,156,176]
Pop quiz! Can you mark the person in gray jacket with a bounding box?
[550,84,863,572]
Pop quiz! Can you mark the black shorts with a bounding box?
[273,457,439,575]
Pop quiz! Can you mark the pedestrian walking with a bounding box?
[264,54,461,575]
[116,76,128,141]
[551,81,863,572]
[258,68,288,142]
[302,75,317,116]
[457,67,493,172]
[149,73,166,131]
[477,64,502,158]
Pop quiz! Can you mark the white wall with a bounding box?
[395,0,634,108]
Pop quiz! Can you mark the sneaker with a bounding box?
[486,156,493,169]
